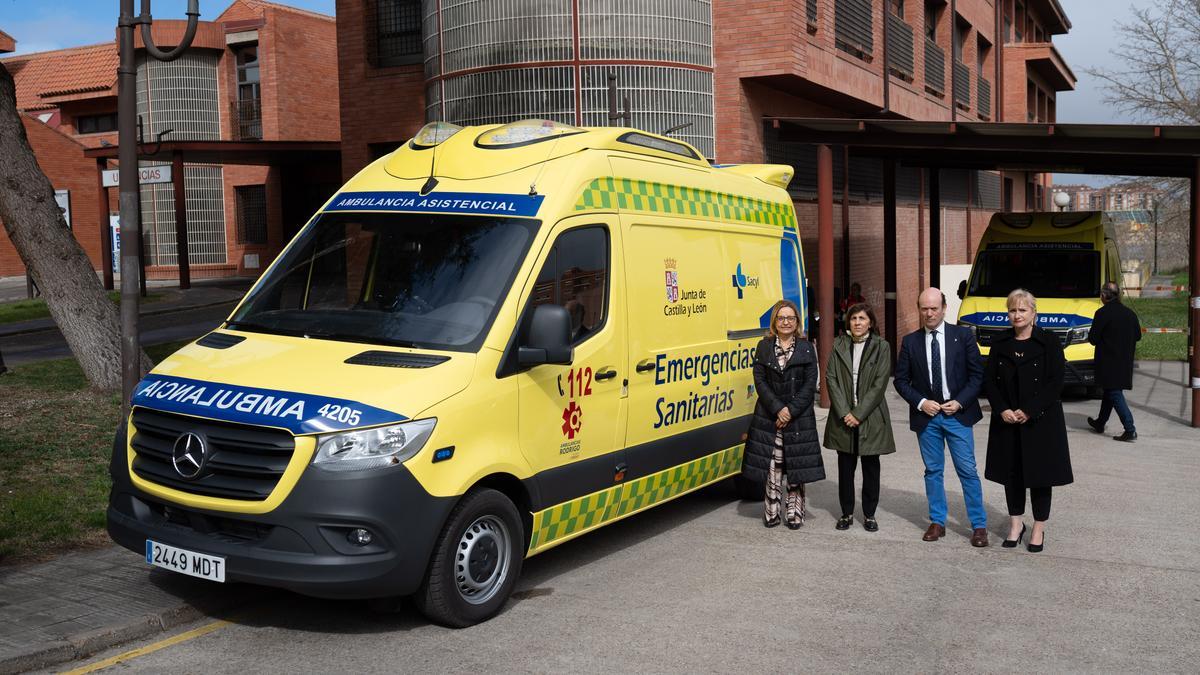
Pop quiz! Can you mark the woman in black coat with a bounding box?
[742,299,824,529]
[984,289,1073,553]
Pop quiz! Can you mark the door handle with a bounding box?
[595,368,618,381]
[635,359,655,373]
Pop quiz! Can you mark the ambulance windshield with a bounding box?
[967,247,1100,299]
[227,212,538,351]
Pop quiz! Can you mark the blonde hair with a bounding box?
[766,299,803,338]
[1006,288,1038,313]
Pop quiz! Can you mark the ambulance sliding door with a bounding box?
[623,215,737,481]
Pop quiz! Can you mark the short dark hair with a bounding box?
[1101,282,1120,302]
[844,302,879,334]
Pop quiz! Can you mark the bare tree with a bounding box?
[1085,0,1200,124]
[0,63,151,389]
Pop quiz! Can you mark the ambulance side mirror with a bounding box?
[518,304,574,366]
[957,280,967,300]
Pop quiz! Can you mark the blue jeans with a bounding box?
[1097,389,1136,433]
[917,414,987,529]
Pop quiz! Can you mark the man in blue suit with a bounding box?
[894,288,989,547]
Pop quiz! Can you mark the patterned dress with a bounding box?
[764,337,806,527]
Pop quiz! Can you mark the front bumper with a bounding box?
[106,426,456,599]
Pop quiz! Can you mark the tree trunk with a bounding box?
[0,63,151,389]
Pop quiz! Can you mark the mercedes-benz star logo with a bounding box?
[172,432,208,479]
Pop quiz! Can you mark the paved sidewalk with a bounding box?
[0,361,1196,673]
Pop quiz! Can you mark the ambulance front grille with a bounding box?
[130,408,295,501]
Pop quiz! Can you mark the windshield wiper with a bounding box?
[302,330,421,349]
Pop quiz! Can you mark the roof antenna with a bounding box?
[607,71,631,126]
[529,125,567,196]
[662,121,692,136]
[421,125,451,196]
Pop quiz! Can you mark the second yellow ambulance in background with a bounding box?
[957,211,1124,390]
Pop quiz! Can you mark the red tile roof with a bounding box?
[1,42,118,111]
[0,30,16,54]
[218,0,334,23]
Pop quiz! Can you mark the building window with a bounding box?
[372,0,423,67]
[236,185,268,245]
[234,45,262,140]
[924,2,939,41]
[77,113,118,134]
[888,0,904,17]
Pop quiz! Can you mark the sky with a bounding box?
[0,1,335,55]
[0,0,1166,186]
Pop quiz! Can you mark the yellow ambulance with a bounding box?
[956,211,1123,388]
[107,119,808,626]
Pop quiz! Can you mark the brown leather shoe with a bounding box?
[970,528,989,547]
[922,523,946,541]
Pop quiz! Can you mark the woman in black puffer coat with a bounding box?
[741,299,825,529]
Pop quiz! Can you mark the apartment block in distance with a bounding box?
[0,0,342,283]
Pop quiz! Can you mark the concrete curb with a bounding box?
[0,299,239,339]
[0,602,222,675]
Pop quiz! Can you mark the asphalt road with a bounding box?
[0,303,234,367]
[41,376,1200,673]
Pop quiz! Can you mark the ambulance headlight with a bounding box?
[1068,325,1090,345]
[313,419,437,471]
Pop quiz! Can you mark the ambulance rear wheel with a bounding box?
[414,488,524,628]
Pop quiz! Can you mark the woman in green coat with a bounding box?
[823,303,896,532]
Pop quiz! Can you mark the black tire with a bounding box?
[413,488,524,628]
[732,475,763,501]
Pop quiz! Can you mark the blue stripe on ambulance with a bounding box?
[131,374,408,435]
[959,312,1091,328]
[323,191,544,218]
[759,227,805,331]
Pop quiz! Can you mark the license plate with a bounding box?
[145,540,226,582]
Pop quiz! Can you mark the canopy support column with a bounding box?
[818,144,834,408]
[884,159,897,350]
[1190,160,1199,427]
[929,167,941,289]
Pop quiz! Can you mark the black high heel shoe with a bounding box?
[1027,531,1045,553]
[1002,524,1026,549]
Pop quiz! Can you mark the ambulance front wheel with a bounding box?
[414,488,524,628]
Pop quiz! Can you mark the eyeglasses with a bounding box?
[776,316,798,323]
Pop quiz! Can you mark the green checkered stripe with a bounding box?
[573,177,797,229]
[527,444,745,553]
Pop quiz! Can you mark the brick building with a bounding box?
[0,0,341,282]
[1052,182,1162,213]
[335,0,1075,337]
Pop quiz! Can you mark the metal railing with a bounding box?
[924,38,945,94]
[232,98,262,140]
[886,13,914,80]
[977,77,991,118]
[834,0,873,58]
[953,60,970,108]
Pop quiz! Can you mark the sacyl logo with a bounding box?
[731,263,760,299]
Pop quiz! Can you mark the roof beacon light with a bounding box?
[477,119,584,148]
[412,122,463,149]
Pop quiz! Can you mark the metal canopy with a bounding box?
[83,140,341,165]
[768,118,1200,177]
[775,117,1200,428]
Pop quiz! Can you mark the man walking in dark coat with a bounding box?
[1087,282,1142,442]
[894,288,989,546]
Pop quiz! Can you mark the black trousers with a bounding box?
[1004,436,1053,521]
[837,441,880,518]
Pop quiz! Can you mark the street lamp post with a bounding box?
[117,0,200,411]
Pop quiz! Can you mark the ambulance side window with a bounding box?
[527,227,609,345]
